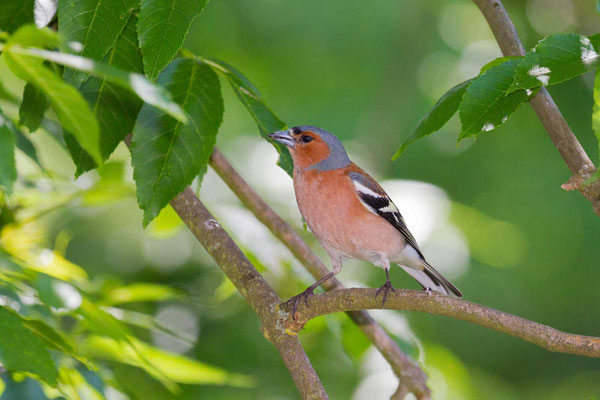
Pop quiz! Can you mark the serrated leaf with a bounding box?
[4,26,103,163]
[19,82,49,132]
[58,0,139,87]
[34,0,58,28]
[510,34,600,92]
[66,14,144,175]
[205,58,293,176]
[459,58,529,140]
[138,0,208,80]
[0,306,58,386]
[131,58,223,226]
[83,335,255,387]
[593,70,600,159]
[0,110,17,193]
[0,0,34,34]
[392,79,471,160]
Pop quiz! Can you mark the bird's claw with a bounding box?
[375,280,396,307]
[286,287,315,320]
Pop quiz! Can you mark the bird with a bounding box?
[268,125,462,313]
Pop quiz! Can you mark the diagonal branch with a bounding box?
[210,149,431,400]
[285,288,600,358]
[170,187,328,399]
[473,0,600,215]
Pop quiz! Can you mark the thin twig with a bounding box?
[285,289,600,358]
[472,0,600,215]
[210,149,431,399]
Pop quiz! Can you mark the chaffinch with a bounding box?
[269,125,462,310]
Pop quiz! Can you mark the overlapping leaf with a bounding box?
[0,109,18,192]
[0,0,34,33]
[510,34,600,92]
[205,58,293,176]
[58,0,139,87]
[132,58,223,225]
[138,0,208,80]
[19,82,49,132]
[4,26,103,163]
[15,128,44,170]
[459,58,530,140]
[392,79,471,160]
[0,306,58,386]
[66,15,144,175]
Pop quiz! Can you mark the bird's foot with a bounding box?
[423,287,433,295]
[375,280,396,307]
[286,287,315,320]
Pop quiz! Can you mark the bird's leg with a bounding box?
[287,254,342,319]
[375,267,396,307]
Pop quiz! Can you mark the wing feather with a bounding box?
[348,171,424,259]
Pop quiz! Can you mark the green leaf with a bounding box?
[0,110,18,193]
[15,127,44,170]
[138,0,208,80]
[204,58,293,176]
[58,0,139,87]
[84,335,255,387]
[392,79,471,160]
[510,34,600,92]
[7,39,187,123]
[4,26,103,164]
[593,69,600,159]
[0,0,34,34]
[66,14,144,175]
[0,306,58,386]
[19,82,49,132]
[459,58,530,140]
[102,283,181,305]
[131,58,223,226]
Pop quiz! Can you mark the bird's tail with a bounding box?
[400,262,462,298]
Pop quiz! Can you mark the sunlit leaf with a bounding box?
[4,26,102,164]
[131,58,223,225]
[138,0,208,80]
[58,0,139,86]
[0,0,34,34]
[57,367,103,400]
[34,0,58,28]
[204,57,293,176]
[509,34,600,92]
[459,58,530,140]
[102,283,181,305]
[112,364,176,400]
[0,306,58,386]
[19,82,49,132]
[84,335,255,387]
[66,15,144,175]
[147,205,183,238]
[0,109,17,193]
[392,79,471,159]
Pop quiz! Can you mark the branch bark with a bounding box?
[284,289,600,358]
[210,149,431,399]
[169,188,327,399]
[473,0,600,215]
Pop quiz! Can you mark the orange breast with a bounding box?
[293,167,404,261]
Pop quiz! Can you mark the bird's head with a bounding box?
[268,125,351,171]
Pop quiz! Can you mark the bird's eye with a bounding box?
[301,135,313,143]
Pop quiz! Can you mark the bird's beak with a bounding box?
[268,130,295,148]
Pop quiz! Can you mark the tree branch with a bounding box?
[169,188,328,399]
[210,149,431,399]
[284,288,600,358]
[472,0,600,215]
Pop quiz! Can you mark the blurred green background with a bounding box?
[2,0,600,399]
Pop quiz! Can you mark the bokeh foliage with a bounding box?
[1,0,600,399]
